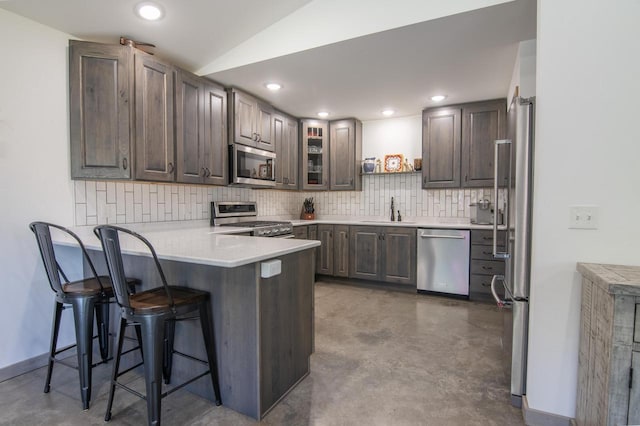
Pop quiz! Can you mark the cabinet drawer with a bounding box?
[471,230,506,245]
[471,245,504,261]
[470,259,505,275]
[635,305,640,343]
[470,274,493,294]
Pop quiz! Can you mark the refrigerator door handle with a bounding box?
[490,274,513,307]
[493,139,512,260]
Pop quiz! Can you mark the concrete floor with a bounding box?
[0,280,524,425]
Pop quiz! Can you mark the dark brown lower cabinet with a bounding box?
[349,226,416,285]
[333,225,350,277]
[316,225,334,275]
[315,224,349,277]
[349,226,381,280]
[293,225,308,239]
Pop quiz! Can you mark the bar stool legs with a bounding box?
[44,301,63,394]
[162,321,175,385]
[198,300,222,405]
[70,296,97,410]
[95,301,111,362]
[105,309,222,425]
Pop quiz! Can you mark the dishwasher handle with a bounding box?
[419,233,466,240]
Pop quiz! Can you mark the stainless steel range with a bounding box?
[210,201,293,238]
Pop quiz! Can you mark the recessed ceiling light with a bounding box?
[382,109,395,116]
[135,2,164,21]
[317,111,329,118]
[431,95,447,102]
[265,83,282,91]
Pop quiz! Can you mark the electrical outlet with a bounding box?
[569,205,599,229]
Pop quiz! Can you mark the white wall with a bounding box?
[507,39,536,105]
[0,9,77,368]
[528,0,640,417]
[362,115,422,167]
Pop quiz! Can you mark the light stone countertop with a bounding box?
[51,220,320,268]
[577,263,640,296]
[289,217,506,230]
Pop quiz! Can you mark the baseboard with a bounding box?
[523,395,574,426]
[0,351,50,383]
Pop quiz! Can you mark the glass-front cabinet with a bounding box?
[301,119,329,190]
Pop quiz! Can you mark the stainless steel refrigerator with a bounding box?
[490,96,535,408]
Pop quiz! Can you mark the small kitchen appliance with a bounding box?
[211,201,293,237]
[229,144,276,187]
[470,199,493,224]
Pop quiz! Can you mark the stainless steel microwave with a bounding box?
[229,144,276,187]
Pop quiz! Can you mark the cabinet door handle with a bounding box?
[201,167,206,177]
[345,233,348,239]
[350,178,353,185]
[168,162,174,173]
[207,168,212,177]
[257,133,262,143]
[482,266,494,271]
[122,157,128,170]
[423,177,427,185]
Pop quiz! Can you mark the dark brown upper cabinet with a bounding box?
[228,88,275,152]
[422,99,506,189]
[175,70,227,185]
[69,41,132,179]
[461,99,507,187]
[274,112,299,190]
[301,118,362,191]
[329,119,362,191]
[134,52,175,182]
[421,107,461,189]
[301,119,329,190]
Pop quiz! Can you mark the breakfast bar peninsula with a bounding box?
[52,221,319,420]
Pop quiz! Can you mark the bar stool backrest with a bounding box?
[94,225,174,310]
[29,221,105,295]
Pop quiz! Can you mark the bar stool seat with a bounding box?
[62,276,117,295]
[95,225,221,426]
[129,286,207,313]
[29,221,141,410]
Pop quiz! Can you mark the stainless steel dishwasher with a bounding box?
[416,228,470,296]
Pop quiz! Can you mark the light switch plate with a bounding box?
[569,205,599,229]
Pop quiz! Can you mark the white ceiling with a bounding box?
[0,0,536,121]
[0,0,312,70]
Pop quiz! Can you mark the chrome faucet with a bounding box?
[390,197,395,221]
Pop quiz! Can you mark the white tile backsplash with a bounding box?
[73,174,504,225]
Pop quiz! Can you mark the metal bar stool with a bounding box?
[94,225,221,426]
[29,222,141,410]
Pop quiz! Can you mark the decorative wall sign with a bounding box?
[384,154,404,172]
